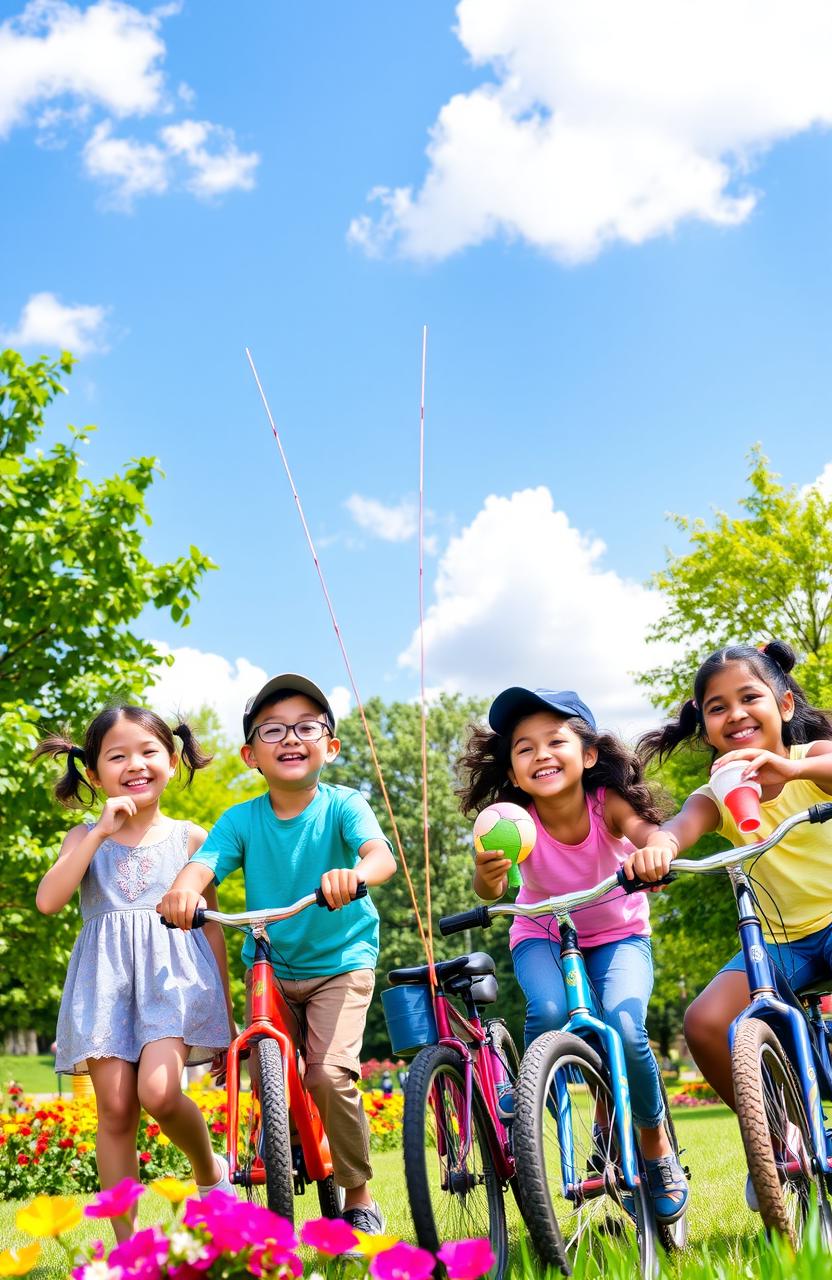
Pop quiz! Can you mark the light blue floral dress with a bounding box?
[55,821,231,1074]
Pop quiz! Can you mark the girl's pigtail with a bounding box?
[636,698,702,767]
[31,733,97,809]
[173,722,213,785]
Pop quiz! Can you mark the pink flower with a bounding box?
[108,1226,169,1280]
[370,1242,436,1280]
[184,1193,296,1253]
[437,1239,496,1280]
[249,1244,303,1277]
[85,1178,146,1219]
[300,1217,359,1255]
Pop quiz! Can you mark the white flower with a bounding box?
[80,1261,121,1280]
[169,1232,210,1264]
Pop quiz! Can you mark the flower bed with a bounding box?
[668,1080,721,1107]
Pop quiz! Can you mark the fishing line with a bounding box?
[417,325,435,967]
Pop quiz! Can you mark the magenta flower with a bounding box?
[437,1239,496,1279]
[300,1216,359,1255]
[85,1178,145,1219]
[249,1244,303,1277]
[108,1226,169,1280]
[184,1194,296,1253]
[370,1241,436,1280]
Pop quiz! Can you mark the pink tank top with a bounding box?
[509,788,651,951]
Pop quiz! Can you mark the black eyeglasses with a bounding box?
[247,719,333,745]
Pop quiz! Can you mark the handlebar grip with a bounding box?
[159,907,206,929]
[615,868,676,895]
[315,881,369,911]
[439,906,493,936]
[809,802,832,824]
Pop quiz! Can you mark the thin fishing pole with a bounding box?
[245,347,432,960]
[417,325,435,966]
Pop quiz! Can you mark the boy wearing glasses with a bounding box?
[158,673,396,1234]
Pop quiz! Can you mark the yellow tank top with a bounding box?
[694,744,832,943]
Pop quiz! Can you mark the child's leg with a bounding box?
[588,937,670,1157]
[683,971,750,1109]
[87,1058,141,1242]
[511,939,570,1049]
[137,1038,221,1187]
[289,970,375,1213]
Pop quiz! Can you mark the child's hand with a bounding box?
[711,749,798,787]
[474,848,512,895]
[95,796,137,837]
[156,888,207,930]
[622,844,675,884]
[319,868,363,910]
[209,1050,228,1086]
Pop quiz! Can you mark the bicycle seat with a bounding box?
[387,951,496,989]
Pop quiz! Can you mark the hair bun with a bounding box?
[762,639,796,674]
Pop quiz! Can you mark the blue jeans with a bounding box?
[512,934,664,1129]
[720,920,832,993]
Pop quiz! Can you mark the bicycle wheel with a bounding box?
[514,1030,658,1279]
[487,1019,527,1215]
[733,1018,832,1249]
[403,1043,508,1279]
[252,1039,295,1221]
[316,1174,345,1217]
[656,1072,689,1253]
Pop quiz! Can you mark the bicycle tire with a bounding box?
[733,1018,832,1249]
[255,1038,295,1222]
[514,1030,658,1279]
[486,1019,527,1215]
[656,1072,689,1253]
[403,1043,508,1279]
[316,1174,345,1218]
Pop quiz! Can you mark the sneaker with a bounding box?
[644,1154,689,1224]
[342,1200,385,1235]
[198,1154,234,1198]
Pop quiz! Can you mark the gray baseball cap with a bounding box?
[243,673,336,740]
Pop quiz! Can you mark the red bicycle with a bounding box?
[168,886,367,1221]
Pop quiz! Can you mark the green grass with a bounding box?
[0,1106,760,1278]
[0,1057,62,1095]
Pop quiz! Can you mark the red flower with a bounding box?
[0,1134,6,1146]
[139,1152,152,1164]
[58,1138,75,1149]
[17,1154,29,1165]
[210,1122,227,1134]
[145,1123,161,1137]
[19,1125,32,1136]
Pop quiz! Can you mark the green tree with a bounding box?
[0,349,215,1042]
[641,447,832,711]
[327,694,526,1055]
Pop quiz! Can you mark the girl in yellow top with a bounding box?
[636,640,832,1117]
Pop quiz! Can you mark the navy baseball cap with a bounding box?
[488,687,597,735]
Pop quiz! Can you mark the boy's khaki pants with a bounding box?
[246,967,374,1188]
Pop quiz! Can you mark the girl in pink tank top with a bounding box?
[457,685,687,1223]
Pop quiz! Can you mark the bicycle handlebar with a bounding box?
[160,880,368,931]
[439,802,832,935]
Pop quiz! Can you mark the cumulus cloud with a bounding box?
[349,0,832,263]
[0,1,259,205]
[345,495,419,542]
[398,487,672,737]
[802,461,832,500]
[150,644,353,741]
[1,291,109,354]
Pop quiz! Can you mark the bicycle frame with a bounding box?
[225,927,334,1189]
[728,867,832,1178]
[431,986,516,1184]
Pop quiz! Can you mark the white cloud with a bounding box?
[349,0,832,263]
[802,462,832,501]
[345,494,419,542]
[398,487,672,737]
[1,291,109,354]
[0,1,259,206]
[150,645,354,741]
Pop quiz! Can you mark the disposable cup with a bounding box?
[710,761,762,833]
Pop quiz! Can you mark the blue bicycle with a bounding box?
[440,880,688,1278]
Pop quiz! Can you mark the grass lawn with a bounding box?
[0,1057,62,1095]
[0,1105,767,1278]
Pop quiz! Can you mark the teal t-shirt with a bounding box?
[191,783,391,979]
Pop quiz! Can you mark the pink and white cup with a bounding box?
[710,761,762,833]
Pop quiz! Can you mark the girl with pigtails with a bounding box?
[636,641,832,1208]
[34,705,236,1236]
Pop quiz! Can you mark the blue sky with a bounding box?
[3,0,832,738]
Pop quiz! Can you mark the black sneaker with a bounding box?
[342,1200,385,1235]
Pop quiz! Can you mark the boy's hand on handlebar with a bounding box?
[319,868,363,910]
[95,796,137,837]
[155,888,207,929]
[622,844,675,884]
[712,749,797,786]
[474,848,512,894]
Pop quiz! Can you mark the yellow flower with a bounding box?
[156,1134,171,1147]
[16,1196,82,1238]
[350,1231,402,1259]
[151,1177,197,1204]
[0,1244,41,1277]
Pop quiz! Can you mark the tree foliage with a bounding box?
[0,349,215,1041]
[641,447,832,711]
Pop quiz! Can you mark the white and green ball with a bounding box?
[473,802,536,866]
